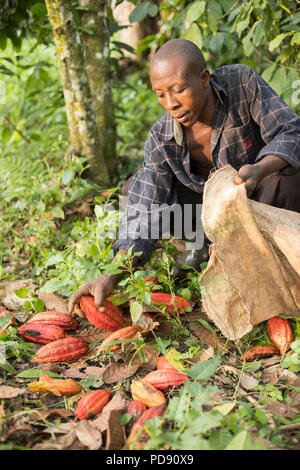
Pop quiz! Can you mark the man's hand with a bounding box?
[234,156,289,197]
[68,274,121,315]
[234,164,262,196]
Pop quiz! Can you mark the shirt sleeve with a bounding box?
[113,129,176,264]
[245,67,300,175]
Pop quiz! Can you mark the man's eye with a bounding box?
[176,88,185,93]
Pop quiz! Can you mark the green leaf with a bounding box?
[213,401,236,416]
[45,253,65,266]
[130,301,143,323]
[147,3,158,17]
[129,2,150,23]
[183,23,203,50]
[32,298,45,313]
[269,33,291,52]
[225,430,249,450]
[61,169,73,185]
[186,1,206,23]
[50,207,64,219]
[119,413,132,425]
[31,3,47,18]
[16,369,61,378]
[0,361,17,374]
[291,32,300,46]
[79,374,104,389]
[15,288,28,299]
[41,278,61,294]
[209,32,225,53]
[186,356,220,380]
[0,315,13,326]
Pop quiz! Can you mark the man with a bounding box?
[69,39,300,315]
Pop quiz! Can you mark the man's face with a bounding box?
[150,55,211,127]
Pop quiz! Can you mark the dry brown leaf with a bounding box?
[30,408,74,420]
[0,279,35,310]
[261,369,279,385]
[92,391,126,433]
[0,385,26,398]
[0,424,33,442]
[265,398,291,418]
[219,365,258,391]
[278,368,298,384]
[74,419,102,450]
[103,347,159,384]
[189,322,230,353]
[61,367,87,379]
[41,421,76,435]
[197,346,215,362]
[37,293,68,313]
[78,327,109,343]
[84,366,106,377]
[105,409,126,450]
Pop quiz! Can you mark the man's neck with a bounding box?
[195,85,217,128]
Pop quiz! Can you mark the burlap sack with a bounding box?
[200,165,300,340]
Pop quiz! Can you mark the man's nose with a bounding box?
[165,92,180,111]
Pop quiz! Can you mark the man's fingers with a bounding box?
[94,288,106,312]
[234,174,244,185]
[68,284,93,314]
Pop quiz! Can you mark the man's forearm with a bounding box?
[255,154,288,180]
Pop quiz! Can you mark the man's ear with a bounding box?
[199,68,210,84]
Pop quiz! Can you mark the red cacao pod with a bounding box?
[243,345,279,362]
[75,389,112,420]
[266,316,294,355]
[97,325,142,353]
[156,356,176,371]
[31,336,89,363]
[79,295,124,332]
[127,404,166,449]
[127,400,147,423]
[131,380,166,408]
[19,323,65,344]
[150,293,191,315]
[27,311,79,330]
[142,369,187,389]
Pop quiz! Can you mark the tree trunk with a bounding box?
[45,0,112,188]
[79,0,117,180]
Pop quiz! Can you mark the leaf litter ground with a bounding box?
[0,289,299,451]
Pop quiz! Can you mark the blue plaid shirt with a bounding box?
[114,64,300,262]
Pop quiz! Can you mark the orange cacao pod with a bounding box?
[97,325,142,352]
[127,404,166,449]
[150,293,191,315]
[156,356,176,370]
[131,380,166,408]
[28,374,82,396]
[27,311,79,330]
[31,336,89,363]
[79,295,124,332]
[142,369,187,389]
[75,389,112,420]
[19,323,65,344]
[266,316,294,355]
[127,400,147,422]
[243,345,279,362]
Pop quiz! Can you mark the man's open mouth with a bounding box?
[174,112,189,123]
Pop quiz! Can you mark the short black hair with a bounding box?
[151,39,207,74]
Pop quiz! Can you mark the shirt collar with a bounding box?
[159,72,228,146]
